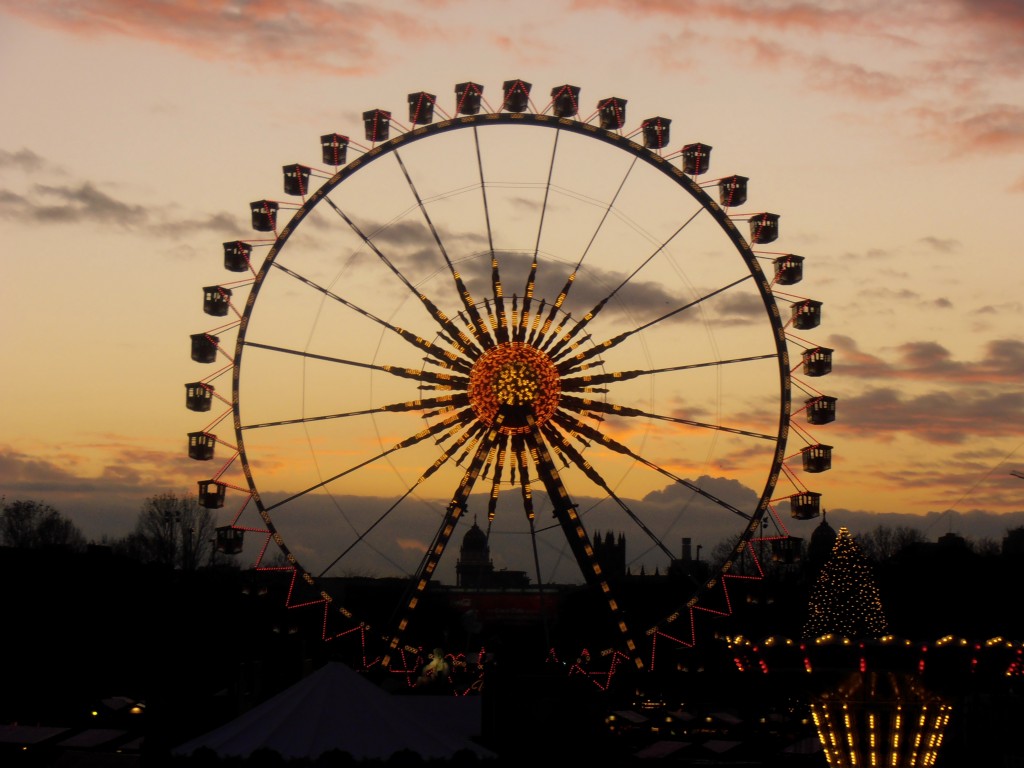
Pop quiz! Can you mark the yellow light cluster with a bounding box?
[802,527,888,641]
[809,673,952,768]
[467,341,561,434]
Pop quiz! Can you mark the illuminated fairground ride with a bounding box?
[185,80,836,685]
[727,634,1024,767]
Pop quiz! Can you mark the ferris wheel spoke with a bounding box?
[472,126,495,255]
[468,127,512,346]
[448,415,507,509]
[534,157,639,348]
[392,150,494,350]
[316,424,475,579]
[561,352,778,392]
[524,298,548,347]
[538,421,677,562]
[316,487,419,579]
[484,433,511,522]
[240,393,471,431]
[270,261,473,374]
[559,394,777,441]
[263,407,476,513]
[555,273,755,374]
[444,421,492,470]
[384,417,506,663]
[550,410,754,521]
[490,255,512,344]
[242,340,468,389]
[515,131,561,343]
[321,195,481,360]
[514,265,540,344]
[509,433,536,521]
[522,416,642,666]
[495,446,557,649]
[542,206,705,358]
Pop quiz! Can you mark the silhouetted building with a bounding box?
[593,530,626,580]
[807,510,836,574]
[456,518,492,588]
[668,536,710,581]
[1002,526,1024,557]
[936,531,969,551]
[455,519,529,589]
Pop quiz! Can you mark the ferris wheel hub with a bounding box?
[468,341,561,434]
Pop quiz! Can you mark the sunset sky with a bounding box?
[2,0,1023,574]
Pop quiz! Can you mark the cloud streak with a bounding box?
[0,147,50,172]
[0,443,206,539]
[832,335,1024,384]
[913,103,1024,155]
[834,386,1023,443]
[744,38,911,101]
[3,0,441,76]
[813,335,1024,447]
[569,0,1024,163]
[0,155,244,237]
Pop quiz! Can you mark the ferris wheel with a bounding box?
[186,80,836,675]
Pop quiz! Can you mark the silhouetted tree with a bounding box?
[974,536,1001,557]
[855,524,925,561]
[708,525,802,578]
[0,498,85,550]
[119,491,215,570]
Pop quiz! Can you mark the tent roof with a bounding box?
[173,662,494,761]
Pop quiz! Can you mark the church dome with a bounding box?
[808,510,837,566]
[461,519,488,553]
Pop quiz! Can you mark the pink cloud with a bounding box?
[2,0,439,76]
[745,38,909,101]
[570,0,1024,132]
[952,105,1024,152]
[909,103,1024,156]
[570,0,882,34]
[951,0,1024,62]
[570,0,1024,50]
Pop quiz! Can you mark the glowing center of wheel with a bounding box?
[468,342,561,434]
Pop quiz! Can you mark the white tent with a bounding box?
[173,662,495,761]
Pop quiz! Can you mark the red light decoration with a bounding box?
[320,133,349,166]
[407,91,436,125]
[597,97,627,130]
[454,81,484,115]
[282,164,311,196]
[222,240,252,273]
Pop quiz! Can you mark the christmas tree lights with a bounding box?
[803,526,888,641]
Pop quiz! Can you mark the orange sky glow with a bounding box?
[2,0,1022,582]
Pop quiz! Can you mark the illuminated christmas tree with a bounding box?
[802,526,888,640]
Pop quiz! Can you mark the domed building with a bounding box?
[455,518,529,589]
[807,509,837,575]
[456,518,494,588]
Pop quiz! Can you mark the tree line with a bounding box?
[0,492,220,570]
[4,493,1022,575]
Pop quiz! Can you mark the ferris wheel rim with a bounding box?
[204,90,808,673]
